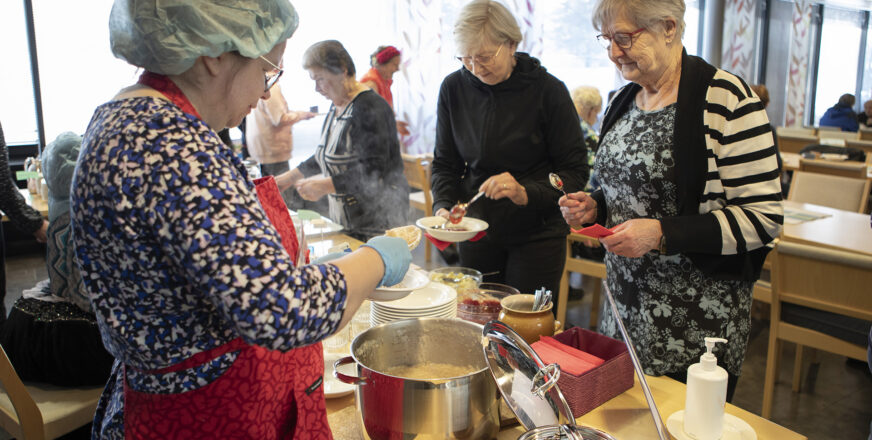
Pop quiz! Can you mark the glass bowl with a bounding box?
[428,267,482,298]
[457,282,520,325]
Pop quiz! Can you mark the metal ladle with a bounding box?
[549,173,566,196]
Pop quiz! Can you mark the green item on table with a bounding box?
[296,209,321,221]
[16,171,40,181]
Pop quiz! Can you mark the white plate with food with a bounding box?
[416,216,489,243]
[370,269,430,302]
[323,351,355,399]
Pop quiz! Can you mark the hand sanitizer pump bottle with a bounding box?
[684,337,728,440]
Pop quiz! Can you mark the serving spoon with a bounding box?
[448,191,485,224]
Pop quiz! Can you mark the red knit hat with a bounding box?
[375,46,400,64]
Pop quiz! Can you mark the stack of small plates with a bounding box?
[370,282,458,326]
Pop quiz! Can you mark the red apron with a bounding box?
[123,74,331,439]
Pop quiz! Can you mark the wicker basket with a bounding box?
[551,327,634,417]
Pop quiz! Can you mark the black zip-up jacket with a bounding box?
[431,52,588,244]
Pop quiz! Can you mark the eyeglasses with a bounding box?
[259,56,284,92]
[455,45,502,67]
[596,28,645,50]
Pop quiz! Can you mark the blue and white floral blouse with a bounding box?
[71,97,347,436]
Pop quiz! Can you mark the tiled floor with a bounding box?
[3,235,870,439]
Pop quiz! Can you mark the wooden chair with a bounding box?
[556,232,607,329]
[844,139,872,157]
[401,154,434,262]
[776,134,818,154]
[775,126,815,137]
[798,158,868,179]
[859,127,872,141]
[817,130,860,142]
[788,170,870,213]
[761,240,872,419]
[0,344,103,439]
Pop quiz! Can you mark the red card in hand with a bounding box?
[571,223,614,238]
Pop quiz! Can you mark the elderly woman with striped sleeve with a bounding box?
[559,0,782,402]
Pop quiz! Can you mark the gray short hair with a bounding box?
[571,86,603,113]
[302,40,356,77]
[453,0,523,52]
[838,93,856,107]
[592,0,686,40]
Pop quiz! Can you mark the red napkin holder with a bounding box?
[551,327,634,417]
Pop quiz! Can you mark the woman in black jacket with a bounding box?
[431,0,588,294]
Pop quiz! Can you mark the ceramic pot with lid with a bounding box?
[333,317,499,440]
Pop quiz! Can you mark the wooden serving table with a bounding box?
[325,374,806,439]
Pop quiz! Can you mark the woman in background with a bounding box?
[0,122,47,326]
[570,85,603,191]
[360,45,410,137]
[1,132,113,386]
[276,40,409,241]
[431,0,588,295]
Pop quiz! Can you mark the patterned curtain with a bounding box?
[395,0,542,155]
[395,0,445,155]
[721,0,757,82]
[784,1,813,127]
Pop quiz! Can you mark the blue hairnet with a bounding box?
[40,132,82,222]
[109,0,299,75]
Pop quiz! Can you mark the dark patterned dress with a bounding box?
[71,97,348,438]
[595,102,753,376]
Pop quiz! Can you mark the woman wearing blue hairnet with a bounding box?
[70,1,410,438]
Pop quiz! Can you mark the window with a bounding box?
[812,7,863,125]
[33,0,139,143]
[0,1,38,145]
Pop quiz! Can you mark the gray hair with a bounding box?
[302,40,356,77]
[453,0,523,52]
[592,0,686,40]
[571,86,603,113]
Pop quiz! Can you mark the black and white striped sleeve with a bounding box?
[700,71,783,255]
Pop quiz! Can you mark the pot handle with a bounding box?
[333,356,367,386]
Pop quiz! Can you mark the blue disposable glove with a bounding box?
[311,252,348,265]
[361,236,412,287]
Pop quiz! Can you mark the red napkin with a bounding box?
[531,336,605,376]
[424,231,487,251]
[571,223,614,239]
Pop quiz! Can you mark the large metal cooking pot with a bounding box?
[333,318,499,440]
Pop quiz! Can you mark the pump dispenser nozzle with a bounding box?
[700,337,727,371]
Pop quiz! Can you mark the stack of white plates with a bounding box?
[370,282,457,326]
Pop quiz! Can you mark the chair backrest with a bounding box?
[859,127,872,141]
[816,125,842,133]
[798,158,868,179]
[401,154,430,193]
[845,139,872,157]
[787,170,871,213]
[0,345,43,439]
[776,134,819,154]
[0,343,103,440]
[771,240,872,322]
[818,130,860,142]
[776,126,816,137]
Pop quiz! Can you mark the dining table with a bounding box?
[781,200,872,256]
[325,373,807,439]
